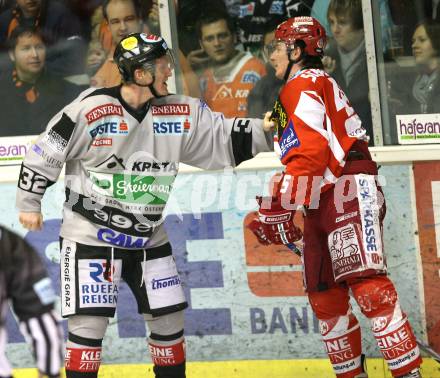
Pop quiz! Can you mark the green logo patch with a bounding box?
[90,172,175,205]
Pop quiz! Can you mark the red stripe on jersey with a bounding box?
[275,69,368,205]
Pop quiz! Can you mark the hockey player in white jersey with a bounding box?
[16,32,273,378]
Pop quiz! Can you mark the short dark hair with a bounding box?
[327,0,363,30]
[7,25,46,51]
[417,20,440,54]
[196,11,236,40]
[301,55,324,69]
[102,0,141,21]
[295,40,324,69]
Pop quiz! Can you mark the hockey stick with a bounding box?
[416,338,440,364]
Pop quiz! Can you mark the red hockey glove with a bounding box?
[248,196,303,255]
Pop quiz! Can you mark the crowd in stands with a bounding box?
[0,0,438,143]
[0,24,83,136]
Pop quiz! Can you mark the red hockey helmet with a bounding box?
[275,16,327,57]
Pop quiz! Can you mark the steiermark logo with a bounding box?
[90,172,175,205]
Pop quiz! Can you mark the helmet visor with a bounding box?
[265,40,290,58]
[142,49,176,75]
[264,40,278,58]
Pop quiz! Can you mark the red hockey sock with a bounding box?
[309,288,364,378]
[320,312,363,378]
[148,340,185,366]
[372,312,422,377]
[65,347,101,377]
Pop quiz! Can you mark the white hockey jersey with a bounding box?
[16,86,272,249]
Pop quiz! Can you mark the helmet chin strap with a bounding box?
[146,69,160,97]
[283,60,295,81]
[148,78,161,98]
[133,74,161,97]
[283,47,304,82]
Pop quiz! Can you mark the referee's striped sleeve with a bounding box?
[19,310,63,377]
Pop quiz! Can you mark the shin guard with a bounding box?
[351,276,422,377]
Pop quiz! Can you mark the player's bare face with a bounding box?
[107,1,142,44]
[11,33,46,81]
[152,55,174,95]
[412,25,438,68]
[200,20,235,64]
[328,13,363,52]
[270,42,289,80]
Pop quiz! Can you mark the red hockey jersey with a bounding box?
[271,68,370,206]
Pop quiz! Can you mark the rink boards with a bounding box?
[1,160,439,377]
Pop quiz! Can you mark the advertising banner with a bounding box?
[0,136,35,166]
[396,114,440,144]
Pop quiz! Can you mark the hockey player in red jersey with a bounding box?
[249,17,423,378]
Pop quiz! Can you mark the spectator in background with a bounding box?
[177,0,228,56]
[0,224,63,378]
[411,21,440,113]
[312,0,394,52]
[236,0,314,56]
[0,26,83,136]
[323,0,374,145]
[387,20,440,120]
[91,0,200,97]
[90,0,144,87]
[387,1,440,56]
[247,23,284,118]
[91,0,153,55]
[0,0,86,77]
[85,39,106,79]
[196,11,266,117]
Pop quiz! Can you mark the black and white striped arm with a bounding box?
[19,310,63,378]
